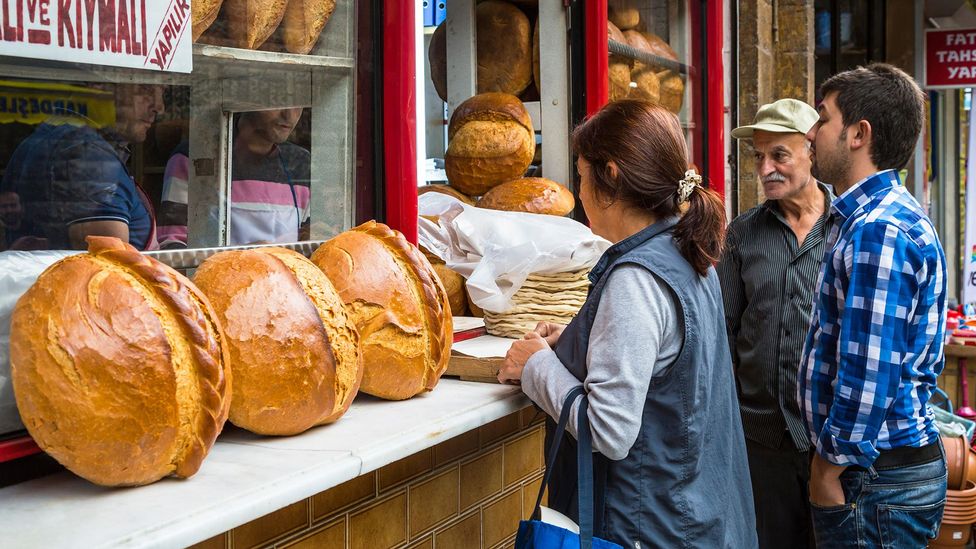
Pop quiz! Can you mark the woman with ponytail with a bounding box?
[499,100,758,548]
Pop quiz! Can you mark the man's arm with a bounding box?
[816,222,923,467]
[716,223,746,369]
[68,220,129,249]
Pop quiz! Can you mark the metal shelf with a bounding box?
[608,39,693,77]
[193,45,355,71]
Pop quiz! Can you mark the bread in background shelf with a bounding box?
[445,92,535,197]
[311,221,452,400]
[608,0,640,30]
[193,0,224,41]
[223,0,289,50]
[477,177,575,216]
[193,247,362,435]
[282,0,337,54]
[418,184,476,206]
[9,237,231,486]
[608,22,632,101]
[428,1,533,101]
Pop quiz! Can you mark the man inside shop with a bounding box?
[157,107,311,248]
[0,82,163,251]
[718,98,830,549]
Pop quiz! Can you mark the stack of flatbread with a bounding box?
[484,269,590,338]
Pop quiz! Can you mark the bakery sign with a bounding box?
[925,28,976,88]
[0,0,192,73]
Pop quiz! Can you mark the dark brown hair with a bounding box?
[819,63,925,171]
[572,100,725,276]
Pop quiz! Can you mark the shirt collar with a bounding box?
[830,169,899,220]
[589,216,679,284]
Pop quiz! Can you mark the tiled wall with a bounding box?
[190,405,546,549]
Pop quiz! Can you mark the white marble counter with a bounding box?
[0,380,530,549]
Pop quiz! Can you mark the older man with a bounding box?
[718,98,828,549]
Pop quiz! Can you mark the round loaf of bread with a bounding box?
[608,0,640,30]
[193,0,224,41]
[477,177,575,216]
[282,0,337,54]
[428,1,533,102]
[420,246,468,318]
[445,92,535,196]
[223,0,288,49]
[9,237,231,486]
[657,69,685,114]
[608,22,632,101]
[418,184,476,206]
[311,222,452,400]
[193,247,362,435]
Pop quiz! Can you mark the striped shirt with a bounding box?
[717,184,832,451]
[158,141,311,247]
[798,170,947,468]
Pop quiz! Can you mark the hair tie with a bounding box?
[677,169,702,203]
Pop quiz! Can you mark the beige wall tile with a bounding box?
[349,492,407,549]
[461,447,503,510]
[482,490,521,547]
[282,519,344,549]
[503,428,543,487]
[479,413,520,448]
[435,510,482,549]
[409,467,460,537]
[232,501,308,549]
[379,449,433,491]
[521,477,543,520]
[434,429,480,467]
[187,533,226,549]
[312,472,376,522]
[406,534,433,549]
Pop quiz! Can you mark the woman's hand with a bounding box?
[533,321,566,347]
[497,332,551,385]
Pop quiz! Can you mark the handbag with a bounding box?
[515,387,623,549]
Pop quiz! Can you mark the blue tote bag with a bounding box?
[515,387,623,549]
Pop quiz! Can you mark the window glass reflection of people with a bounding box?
[1,83,163,251]
[158,108,311,248]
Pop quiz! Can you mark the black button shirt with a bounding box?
[717,186,833,451]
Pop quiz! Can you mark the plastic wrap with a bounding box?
[0,250,79,435]
[418,192,609,312]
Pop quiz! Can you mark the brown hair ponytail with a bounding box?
[674,185,726,275]
[573,100,726,276]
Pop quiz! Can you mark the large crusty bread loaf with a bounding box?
[9,237,231,486]
[477,177,575,216]
[222,0,288,49]
[445,92,535,197]
[428,1,533,102]
[310,222,452,400]
[420,246,468,318]
[193,247,361,435]
[193,0,224,41]
[282,0,336,54]
[608,0,640,30]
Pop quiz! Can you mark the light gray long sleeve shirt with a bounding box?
[521,264,683,460]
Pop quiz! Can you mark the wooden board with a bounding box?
[445,352,503,384]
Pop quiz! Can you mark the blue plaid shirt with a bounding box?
[797,170,947,468]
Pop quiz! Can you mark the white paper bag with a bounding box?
[418,192,610,313]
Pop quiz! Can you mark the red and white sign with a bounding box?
[0,0,192,73]
[925,28,976,89]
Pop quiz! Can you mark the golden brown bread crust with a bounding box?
[223,0,288,49]
[420,246,468,318]
[282,0,337,54]
[657,70,685,114]
[10,236,231,486]
[429,23,449,101]
[193,247,361,435]
[445,93,535,196]
[624,31,683,112]
[608,22,631,101]
[477,177,575,216]
[608,0,640,30]
[418,184,476,206]
[311,222,452,400]
[193,0,224,41]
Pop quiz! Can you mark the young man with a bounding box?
[800,63,948,547]
[719,98,828,548]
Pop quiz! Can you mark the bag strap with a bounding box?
[576,395,594,549]
[530,385,585,520]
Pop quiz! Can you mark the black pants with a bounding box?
[746,436,812,549]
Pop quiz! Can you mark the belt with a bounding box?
[851,441,943,471]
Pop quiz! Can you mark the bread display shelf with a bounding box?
[0,380,529,548]
[144,240,325,270]
[193,44,356,70]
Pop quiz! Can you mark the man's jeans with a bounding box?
[809,446,946,548]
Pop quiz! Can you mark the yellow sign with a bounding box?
[0,80,115,127]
